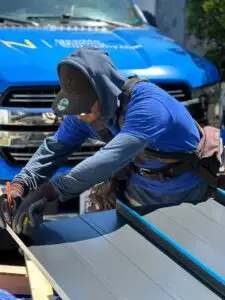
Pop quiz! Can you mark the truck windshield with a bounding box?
[0,0,144,26]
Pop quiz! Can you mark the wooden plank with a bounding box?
[25,256,54,300]
[0,271,30,295]
[0,265,26,275]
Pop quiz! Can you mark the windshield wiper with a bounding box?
[27,14,131,28]
[0,15,38,26]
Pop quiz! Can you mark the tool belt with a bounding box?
[131,122,224,189]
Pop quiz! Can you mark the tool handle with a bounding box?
[6,182,12,211]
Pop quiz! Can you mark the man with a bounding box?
[0,47,223,236]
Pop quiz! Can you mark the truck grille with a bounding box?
[0,84,191,108]
[157,83,191,102]
[157,82,205,122]
[0,86,59,108]
[1,145,102,167]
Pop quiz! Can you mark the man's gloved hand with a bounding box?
[0,181,25,230]
[12,181,59,236]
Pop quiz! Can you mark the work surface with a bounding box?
[146,199,225,281]
[14,199,225,300]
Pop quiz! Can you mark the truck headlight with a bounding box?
[191,83,222,127]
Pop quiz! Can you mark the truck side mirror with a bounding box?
[142,10,158,27]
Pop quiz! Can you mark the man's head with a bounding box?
[52,63,100,123]
[52,47,125,124]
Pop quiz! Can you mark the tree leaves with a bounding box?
[186,0,225,79]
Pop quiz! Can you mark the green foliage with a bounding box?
[186,0,225,79]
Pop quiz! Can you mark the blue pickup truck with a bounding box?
[0,1,222,197]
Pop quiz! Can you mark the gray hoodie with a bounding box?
[57,47,125,122]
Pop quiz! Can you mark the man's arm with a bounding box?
[52,133,148,201]
[13,136,76,191]
[13,116,94,192]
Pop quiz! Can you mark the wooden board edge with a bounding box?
[0,265,27,275]
[5,224,69,300]
[25,255,54,300]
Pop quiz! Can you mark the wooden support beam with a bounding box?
[25,255,54,300]
[0,265,26,275]
[0,260,54,299]
[0,265,30,295]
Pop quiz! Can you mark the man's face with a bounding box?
[76,101,100,124]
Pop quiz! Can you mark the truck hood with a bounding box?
[0,26,220,91]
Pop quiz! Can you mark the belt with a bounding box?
[130,163,180,181]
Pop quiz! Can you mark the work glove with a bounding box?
[0,180,26,230]
[11,181,59,236]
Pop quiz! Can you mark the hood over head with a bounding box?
[52,47,125,122]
